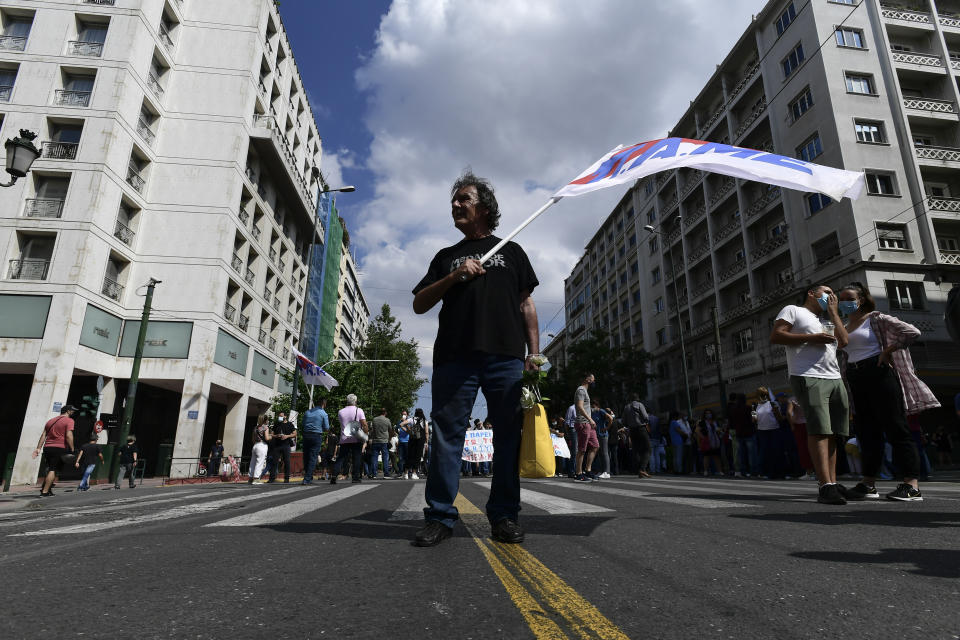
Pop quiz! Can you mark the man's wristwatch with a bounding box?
[458,273,468,282]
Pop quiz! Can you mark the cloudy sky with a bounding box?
[286,0,765,413]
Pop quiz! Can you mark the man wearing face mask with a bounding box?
[770,285,849,505]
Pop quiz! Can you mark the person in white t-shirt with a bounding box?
[771,284,850,505]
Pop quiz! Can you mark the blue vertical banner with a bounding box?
[300,192,330,361]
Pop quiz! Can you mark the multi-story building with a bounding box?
[0,0,329,484]
[332,239,369,361]
[558,0,960,421]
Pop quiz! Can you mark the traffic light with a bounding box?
[79,394,100,418]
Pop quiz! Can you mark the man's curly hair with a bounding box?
[451,171,500,231]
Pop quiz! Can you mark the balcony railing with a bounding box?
[258,329,267,344]
[296,283,304,296]
[0,36,27,52]
[891,50,942,67]
[0,85,11,102]
[252,114,276,129]
[754,279,795,308]
[269,247,277,262]
[126,165,146,193]
[231,253,243,272]
[690,320,713,338]
[137,118,156,146]
[665,225,681,246]
[277,258,286,273]
[8,259,50,280]
[724,60,760,109]
[67,40,103,57]
[272,297,280,311]
[224,302,236,322]
[263,286,272,300]
[690,280,713,299]
[244,268,255,285]
[268,337,277,350]
[686,243,710,265]
[734,99,766,140]
[721,303,754,324]
[697,104,725,137]
[915,145,960,161]
[54,90,92,107]
[102,277,123,301]
[713,217,741,243]
[751,233,789,261]
[25,198,65,219]
[708,179,736,208]
[679,170,703,198]
[114,219,135,245]
[286,311,293,323]
[903,97,955,113]
[880,6,930,23]
[147,71,164,99]
[746,188,781,218]
[158,24,174,51]
[662,193,678,212]
[238,314,249,331]
[84,0,116,4]
[41,141,78,160]
[238,208,249,225]
[251,225,261,241]
[940,251,960,265]
[268,127,316,210]
[686,202,706,224]
[928,195,960,212]
[942,14,960,28]
[718,259,746,283]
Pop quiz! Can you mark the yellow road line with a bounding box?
[456,492,628,640]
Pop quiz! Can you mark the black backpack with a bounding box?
[409,417,425,439]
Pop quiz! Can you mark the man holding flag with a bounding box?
[412,171,541,547]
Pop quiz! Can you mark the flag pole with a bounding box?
[479,196,562,264]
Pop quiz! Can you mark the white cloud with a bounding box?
[350,0,764,411]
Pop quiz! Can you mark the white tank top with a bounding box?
[844,319,883,363]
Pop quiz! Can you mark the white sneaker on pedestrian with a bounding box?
[599,472,610,479]
[411,472,420,480]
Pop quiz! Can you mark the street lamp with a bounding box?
[1,129,41,188]
[644,216,694,422]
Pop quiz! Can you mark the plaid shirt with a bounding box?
[840,312,941,415]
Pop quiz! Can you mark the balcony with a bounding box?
[903,97,955,114]
[665,225,681,246]
[690,279,713,300]
[708,179,736,209]
[126,165,146,194]
[158,24,174,51]
[54,90,91,107]
[751,233,789,261]
[147,71,164,99]
[663,192,678,212]
[686,201,706,224]
[8,259,50,280]
[296,283,304,297]
[102,277,123,301]
[283,348,290,362]
[224,302,236,323]
[0,36,27,52]
[263,286,272,300]
[251,225,261,241]
[697,105,725,138]
[942,14,960,28]
[258,329,267,344]
[891,50,942,68]
[249,125,317,218]
[880,5,930,23]
[686,242,710,265]
[114,219,135,245]
[238,314,249,331]
[67,41,103,57]
[231,253,243,272]
[915,145,960,162]
[0,85,11,102]
[718,258,746,283]
[755,279,796,308]
[268,337,277,351]
[745,188,781,219]
[252,114,276,129]
[713,217,741,244]
[238,208,249,225]
[41,141,78,160]
[679,171,703,199]
[734,99,766,140]
[269,247,277,263]
[137,118,156,146]
[272,297,280,311]
[244,268,255,285]
[277,258,286,273]
[24,198,64,219]
[928,195,960,213]
[720,303,754,324]
[690,320,713,338]
[286,311,293,323]
[725,60,760,109]
[940,251,960,265]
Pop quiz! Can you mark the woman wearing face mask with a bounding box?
[835,282,940,501]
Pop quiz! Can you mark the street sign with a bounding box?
[53,402,62,413]
[188,410,199,420]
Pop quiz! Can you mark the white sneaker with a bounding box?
[411,472,420,480]
[599,472,610,479]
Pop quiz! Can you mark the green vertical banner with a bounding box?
[317,206,343,363]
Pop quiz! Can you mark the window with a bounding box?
[735,247,746,262]
[775,3,797,36]
[1,13,33,51]
[619,272,627,285]
[645,181,654,196]
[705,344,719,364]
[835,28,864,49]
[625,207,634,219]
[630,260,639,275]
[0,65,16,102]
[651,267,661,283]
[655,297,664,314]
[891,43,913,53]
[734,328,754,354]
[622,300,629,313]
[913,135,933,147]
[866,172,896,195]
[789,88,814,122]
[646,209,656,224]
[886,281,925,310]
[855,120,885,143]
[656,328,667,346]
[813,233,841,266]
[807,192,832,215]
[649,237,659,255]
[845,73,874,94]
[776,267,793,285]
[782,43,805,78]
[876,223,908,250]
[618,245,625,258]
[628,233,637,247]
[938,236,959,251]
[831,0,858,4]
[633,290,642,304]
[796,133,823,161]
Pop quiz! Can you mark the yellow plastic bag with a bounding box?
[519,403,555,478]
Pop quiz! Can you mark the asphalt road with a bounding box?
[2,475,958,639]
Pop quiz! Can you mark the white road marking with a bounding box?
[537,480,758,509]
[602,478,806,496]
[389,484,426,521]
[477,481,613,514]
[206,485,376,527]
[12,487,305,536]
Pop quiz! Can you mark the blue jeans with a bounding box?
[397,441,408,474]
[650,444,664,473]
[566,428,578,476]
[371,442,391,476]
[79,463,96,490]
[737,434,759,475]
[425,354,523,528]
[302,432,324,481]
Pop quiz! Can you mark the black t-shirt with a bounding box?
[119,443,138,464]
[79,443,101,467]
[413,235,538,366]
[273,422,295,448]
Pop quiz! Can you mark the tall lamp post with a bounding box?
[289,175,355,419]
[1,129,41,188]
[644,217,694,421]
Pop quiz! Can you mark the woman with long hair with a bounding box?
[836,282,940,501]
[247,415,272,483]
[406,408,429,479]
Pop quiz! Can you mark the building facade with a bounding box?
[332,239,369,362]
[0,0,330,484]
[558,0,960,421]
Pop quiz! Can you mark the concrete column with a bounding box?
[222,393,249,459]
[11,294,86,486]
[169,368,211,479]
[96,377,117,445]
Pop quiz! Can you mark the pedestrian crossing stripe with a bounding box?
[537,479,758,509]
[389,484,425,521]
[474,482,614,515]
[206,484,376,527]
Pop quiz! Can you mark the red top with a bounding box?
[43,415,75,449]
